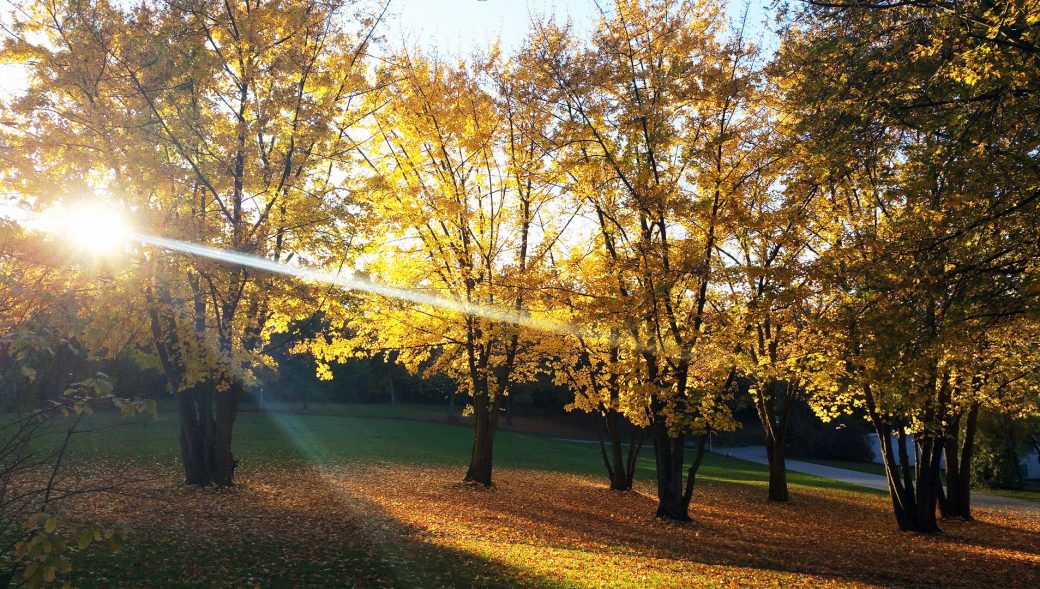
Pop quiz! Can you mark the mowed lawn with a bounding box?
[43,404,1040,588]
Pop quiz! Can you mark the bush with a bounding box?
[971,411,1025,490]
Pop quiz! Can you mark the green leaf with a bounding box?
[77,530,93,550]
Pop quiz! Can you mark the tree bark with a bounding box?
[178,387,210,485]
[464,382,498,486]
[212,379,241,486]
[940,402,979,519]
[598,408,643,491]
[650,408,699,522]
[766,433,789,502]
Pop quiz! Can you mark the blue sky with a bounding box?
[0,1,777,98]
[387,0,595,54]
[388,0,777,55]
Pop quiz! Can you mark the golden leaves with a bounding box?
[65,463,1040,588]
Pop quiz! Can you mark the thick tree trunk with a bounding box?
[178,387,210,485]
[212,379,241,486]
[752,379,796,503]
[956,404,979,518]
[913,436,942,533]
[176,380,240,487]
[650,411,700,522]
[872,424,943,533]
[464,387,498,486]
[766,433,789,502]
[653,429,689,521]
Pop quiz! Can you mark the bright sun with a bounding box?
[41,202,133,255]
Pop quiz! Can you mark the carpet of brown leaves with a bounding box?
[67,464,1040,588]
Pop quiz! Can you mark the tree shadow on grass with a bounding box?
[61,467,567,589]
[938,513,1040,556]
[348,466,1040,589]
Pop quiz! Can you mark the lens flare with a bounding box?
[133,233,578,337]
[40,202,132,255]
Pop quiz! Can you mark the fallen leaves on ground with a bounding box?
[63,463,1040,588]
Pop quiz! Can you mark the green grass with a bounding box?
[979,479,1040,503]
[797,458,887,477]
[59,402,879,496]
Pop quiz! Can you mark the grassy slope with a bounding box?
[65,403,879,496]
[35,403,1039,588]
[50,403,882,588]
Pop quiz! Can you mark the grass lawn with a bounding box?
[63,402,878,496]
[982,479,1040,503]
[22,403,1040,588]
[797,458,888,477]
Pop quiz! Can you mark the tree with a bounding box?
[2,0,374,485]
[530,0,757,520]
[779,0,1040,530]
[308,49,559,486]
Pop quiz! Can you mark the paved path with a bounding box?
[713,446,1039,513]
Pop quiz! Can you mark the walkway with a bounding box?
[713,446,1039,513]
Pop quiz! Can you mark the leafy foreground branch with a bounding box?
[0,375,155,588]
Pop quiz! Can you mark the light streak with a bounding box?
[132,233,578,337]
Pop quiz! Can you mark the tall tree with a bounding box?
[779,0,1040,530]
[531,0,757,520]
[308,50,559,486]
[2,0,372,485]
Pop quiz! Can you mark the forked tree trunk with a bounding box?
[178,387,210,485]
[177,381,241,487]
[650,412,708,522]
[598,407,644,491]
[753,379,796,503]
[652,421,689,521]
[876,428,942,533]
[213,379,241,486]
[862,379,943,533]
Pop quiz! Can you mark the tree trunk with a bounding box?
[176,380,240,487]
[178,387,210,485]
[464,385,498,486]
[766,433,789,502]
[651,413,692,522]
[599,408,642,491]
[212,379,241,486]
[872,424,942,533]
[387,360,397,404]
[956,404,979,518]
[912,435,942,533]
[940,403,978,519]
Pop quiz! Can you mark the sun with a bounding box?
[41,202,133,255]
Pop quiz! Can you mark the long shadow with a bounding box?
[64,468,568,588]
[938,515,1040,556]
[432,471,1040,589]
[56,409,1040,588]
